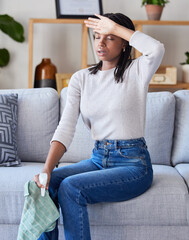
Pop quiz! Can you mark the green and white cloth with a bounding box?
[17,181,60,240]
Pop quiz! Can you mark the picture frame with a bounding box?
[55,73,73,95]
[55,0,103,19]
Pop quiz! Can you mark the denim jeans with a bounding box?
[38,137,153,240]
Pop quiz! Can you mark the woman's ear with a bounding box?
[122,41,127,52]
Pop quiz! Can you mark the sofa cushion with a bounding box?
[0,162,71,225]
[56,163,188,226]
[145,92,175,165]
[87,165,188,226]
[175,164,189,190]
[60,89,175,165]
[1,163,188,227]
[60,88,94,163]
[0,88,59,163]
[0,94,20,166]
[172,90,189,166]
[0,162,44,224]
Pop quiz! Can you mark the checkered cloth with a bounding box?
[17,181,60,240]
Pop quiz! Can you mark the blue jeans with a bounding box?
[38,137,153,240]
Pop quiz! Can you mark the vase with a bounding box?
[34,58,57,90]
[182,65,189,83]
[145,5,164,20]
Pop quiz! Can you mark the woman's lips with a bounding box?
[97,49,106,56]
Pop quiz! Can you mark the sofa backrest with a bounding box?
[60,88,175,165]
[60,88,95,163]
[172,90,189,166]
[0,88,59,163]
[145,92,175,165]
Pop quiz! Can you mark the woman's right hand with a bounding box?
[84,14,117,35]
[33,171,51,190]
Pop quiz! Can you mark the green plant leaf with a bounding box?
[180,51,189,65]
[0,14,24,42]
[185,52,189,58]
[184,52,189,64]
[0,48,10,67]
[142,0,169,6]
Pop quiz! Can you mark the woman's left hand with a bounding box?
[84,14,116,35]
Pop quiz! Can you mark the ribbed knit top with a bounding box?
[51,31,165,150]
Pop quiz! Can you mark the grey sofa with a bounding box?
[0,87,189,240]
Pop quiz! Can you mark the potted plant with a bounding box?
[142,0,169,20]
[180,52,189,83]
[0,14,25,67]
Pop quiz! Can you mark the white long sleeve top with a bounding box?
[51,31,165,150]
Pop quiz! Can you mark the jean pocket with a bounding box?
[117,148,147,166]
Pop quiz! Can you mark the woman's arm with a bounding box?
[34,73,81,189]
[34,141,66,189]
[43,141,66,174]
[129,31,165,84]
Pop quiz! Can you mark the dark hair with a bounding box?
[89,13,135,83]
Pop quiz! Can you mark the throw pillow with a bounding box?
[0,94,20,166]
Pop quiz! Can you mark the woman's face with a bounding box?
[94,32,126,67]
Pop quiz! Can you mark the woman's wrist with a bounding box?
[42,166,52,175]
[113,24,135,42]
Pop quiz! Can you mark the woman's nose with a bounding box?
[98,39,105,47]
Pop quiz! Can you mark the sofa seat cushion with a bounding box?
[87,165,188,226]
[175,164,189,190]
[0,162,44,224]
[0,162,71,225]
[2,163,188,226]
[57,164,188,226]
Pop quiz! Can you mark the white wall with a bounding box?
[0,0,189,89]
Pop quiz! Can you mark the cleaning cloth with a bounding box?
[17,181,60,240]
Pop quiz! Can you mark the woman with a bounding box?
[35,13,164,240]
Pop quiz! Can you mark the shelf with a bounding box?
[28,18,88,88]
[28,19,189,91]
[29,19,86,24]
[133,20,189,26]
[133,20,189,58]
[149,82,189,90]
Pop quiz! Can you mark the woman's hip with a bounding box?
[92,137,153,170]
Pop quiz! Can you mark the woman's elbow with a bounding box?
[155,42,165,59]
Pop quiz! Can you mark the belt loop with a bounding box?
[115,140,118,151]
[143,137,147,148]
[95,141,98,150]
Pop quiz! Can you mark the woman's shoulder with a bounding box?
[72,67,91,79]
[69,67,92,88]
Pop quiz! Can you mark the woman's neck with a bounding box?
[101,61,117,71]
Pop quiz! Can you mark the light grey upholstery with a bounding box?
[60,88,94,163]
[0,88,189,240]
[0,162,44,225]
[172,90,189,166]
[0,88,59,163]
[175,164,189,189]
[61,90,175,165]
[145,92,175,165]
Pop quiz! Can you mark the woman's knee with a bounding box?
[58,176,83,204]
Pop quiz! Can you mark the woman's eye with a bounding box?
[107,36,113,40]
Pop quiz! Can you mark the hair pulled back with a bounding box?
[89,13,135,83]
